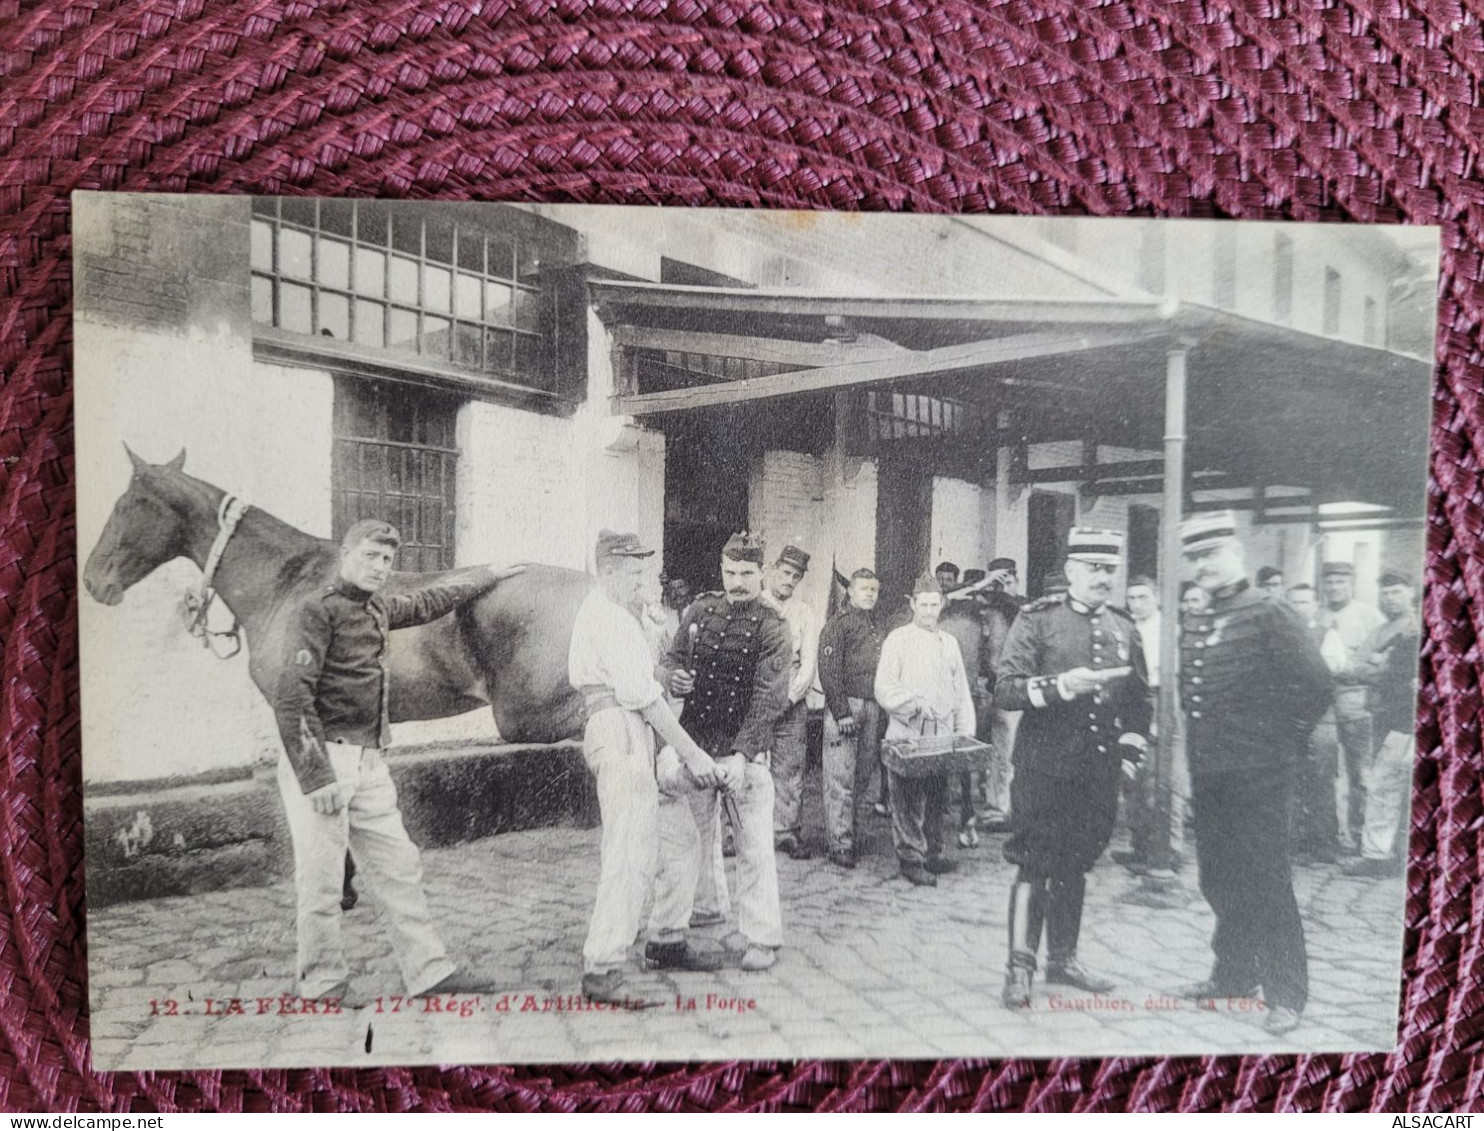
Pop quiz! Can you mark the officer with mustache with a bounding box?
[993,528,1154,1009]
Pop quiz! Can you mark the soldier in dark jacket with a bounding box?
[994,528,1153,1009]
[274,518,518,1004]
[1175,511,1333,1036]
[650,532,793,973]
[818,568,890,868]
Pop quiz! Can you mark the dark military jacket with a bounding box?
[818,605,889,722]
[1178,579,1333,778]
[939,599,985,695]
[275,576,492,793]
[993,594,1154,780]
[662,593,792,759]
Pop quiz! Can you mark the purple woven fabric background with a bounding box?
[0,0,1476,1111]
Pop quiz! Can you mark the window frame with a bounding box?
[250,198,581,414]
[331,376,461,573]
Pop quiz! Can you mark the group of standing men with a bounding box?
[269,506,1418,1038]
[991,512,1418,1037]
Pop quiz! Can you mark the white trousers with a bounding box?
[1360,730,1416,861]
[650,755,783,949]
[276,743,455,999]
[580,708,660,975]
[687,786,732,920]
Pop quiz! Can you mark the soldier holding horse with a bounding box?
[84,448,592,1002]
[276,517,521,1003]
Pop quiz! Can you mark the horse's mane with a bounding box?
[273,546,338,595]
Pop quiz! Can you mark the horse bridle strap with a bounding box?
[186,493,248,657]
[203,494,248,593]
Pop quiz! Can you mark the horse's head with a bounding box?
[84,446,198,606]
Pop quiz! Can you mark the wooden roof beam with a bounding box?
[591,280,1167,326]
[613,324,909,368]
[612,326,1161,416]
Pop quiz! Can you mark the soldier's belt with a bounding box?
[578,686,622,714]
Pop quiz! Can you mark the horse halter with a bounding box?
[183,493,248,659]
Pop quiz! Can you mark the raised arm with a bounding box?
[383,564,522,629]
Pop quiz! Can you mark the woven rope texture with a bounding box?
[0,0,1478,1112]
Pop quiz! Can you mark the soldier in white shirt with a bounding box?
[875,574,977,887]
[1317,561,1387,851]
[762,545,820,860]
[567,530,721,1004]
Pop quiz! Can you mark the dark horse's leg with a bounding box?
[341,852,358,911]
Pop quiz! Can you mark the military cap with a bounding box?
[913,573,943,597]
[1067,526,1125,565]
[1378,569,1414,589]
[722,531,766,565]
[342,518,401,550]
[987,557,1018,574]
[595,528,654,560]
[1042,570,1070,595]
[962,568,987,585]
[1178,511,1239,553]
[1321,560,1356,577]
[1255,565,1284,584]
[777,544,811,572]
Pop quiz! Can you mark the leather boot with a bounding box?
[1001,879,1045,1010]
[1044,875,1115,993]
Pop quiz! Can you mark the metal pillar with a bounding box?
[1125,344,1190,906]
[1148,346,1186,874]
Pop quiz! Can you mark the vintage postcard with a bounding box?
[75,193,1438,1069]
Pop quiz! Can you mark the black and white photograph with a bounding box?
[75,193,1437,1069]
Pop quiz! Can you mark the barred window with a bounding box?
[332,377,459,572]
[250,198,549,391]
[867,391,979,440]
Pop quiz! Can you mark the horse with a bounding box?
[82,447,592,745]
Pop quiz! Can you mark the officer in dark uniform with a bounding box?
[1175,511,1333,1036]
[650,532,793,972]
[994,528,1154,1009]
[273,518,519,1003]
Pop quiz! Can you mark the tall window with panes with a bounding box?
[249,198,549,392]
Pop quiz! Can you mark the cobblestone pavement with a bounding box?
[89,786,1407,1070]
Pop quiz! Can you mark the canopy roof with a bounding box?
[591,280,1434,516]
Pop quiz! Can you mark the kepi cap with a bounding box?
[1042,569,1069,595]
[722,531,766,565]
[1321,560,1356,577]
[1178,511,1239,553]
[1066,527,1125,565]
[777,544,811,572]
[1378,569,1414,588]
[595,529,655,559]
[913,573,943,597]
[987,557,1018,574]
